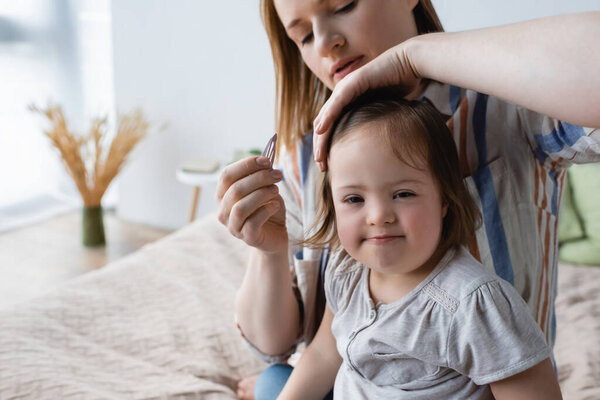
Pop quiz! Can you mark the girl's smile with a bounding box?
[363,234,404,243]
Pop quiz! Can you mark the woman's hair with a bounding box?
[259,0,444,155]
[303,88,481,255]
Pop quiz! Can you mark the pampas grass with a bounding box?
[30,104,149,207]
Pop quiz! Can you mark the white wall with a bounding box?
[111,0,599,229]
[111,0,275,229]
[432,0,599,31]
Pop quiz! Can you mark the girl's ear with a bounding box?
[407,0,419,11]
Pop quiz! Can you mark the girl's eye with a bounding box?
[301,32,313,46]
[344,195,363,204]
[335,1,356,14]
[394,191,415,199]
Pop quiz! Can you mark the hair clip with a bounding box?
[262,133,277,166]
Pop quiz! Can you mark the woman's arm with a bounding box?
[410,11,600,128]
[314,11,600,168]
[235,248,300,355]
[278,305,341,400]
[217,156,300,355]
[490,358,562,399]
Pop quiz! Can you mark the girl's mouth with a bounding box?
[364,235,403,244]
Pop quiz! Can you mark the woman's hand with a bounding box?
[312,41,422,171]
[216,156,287,254]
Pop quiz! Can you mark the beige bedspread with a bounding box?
[555,262,600,400]
[0,214,598,399]
[0,214,263,399]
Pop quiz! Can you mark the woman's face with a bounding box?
[273,0,419,90]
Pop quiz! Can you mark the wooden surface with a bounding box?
[0,210,172,310]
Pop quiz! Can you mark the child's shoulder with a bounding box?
[327,248,363,276]
[324,248,366,314]
[324,248,365,292]
[425,247,510,311]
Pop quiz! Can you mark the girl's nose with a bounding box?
[367,201,396,226]
[314,21,345,57]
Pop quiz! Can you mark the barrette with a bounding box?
[262,133,278,166]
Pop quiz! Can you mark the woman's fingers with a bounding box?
[215,154,288,251]
[312,44,420,171]
[314,69,368,136]
[216,156,272,201]
[238,200,282,249]
[228,185,280,237]
[217,166,282,227]
[312,70,368,170]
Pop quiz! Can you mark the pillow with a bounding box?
[558,173,584,243]
[559,163,600,265]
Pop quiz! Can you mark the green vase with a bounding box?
[82,206,106,246]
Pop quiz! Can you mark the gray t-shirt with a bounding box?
[325,246,552,399]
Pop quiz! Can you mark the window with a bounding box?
[0,0,114,231]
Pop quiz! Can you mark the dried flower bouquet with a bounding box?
[30,104,149,245]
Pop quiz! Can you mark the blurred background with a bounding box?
[1,0,598,232]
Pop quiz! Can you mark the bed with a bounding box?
[0,214,598,399]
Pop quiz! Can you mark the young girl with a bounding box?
[278,89,561,399]
[215,1,600,398]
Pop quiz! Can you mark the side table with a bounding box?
[176,166,222,222]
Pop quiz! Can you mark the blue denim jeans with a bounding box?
[254,364,334,400]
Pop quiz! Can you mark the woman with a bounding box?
[216,1,600,398]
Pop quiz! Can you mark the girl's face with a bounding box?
[273,0,419,90]
[328,123,447,279]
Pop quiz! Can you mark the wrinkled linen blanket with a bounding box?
[554,262,600,400]
[0,215,263,400]
[0,214,598,399]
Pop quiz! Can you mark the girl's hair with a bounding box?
[259,0,444,155]
[303,88,481,256]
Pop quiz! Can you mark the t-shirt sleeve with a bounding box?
[446,278,552,385]
[324,249,362,316]
[324,250,343,315]
[516,106,600,169]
